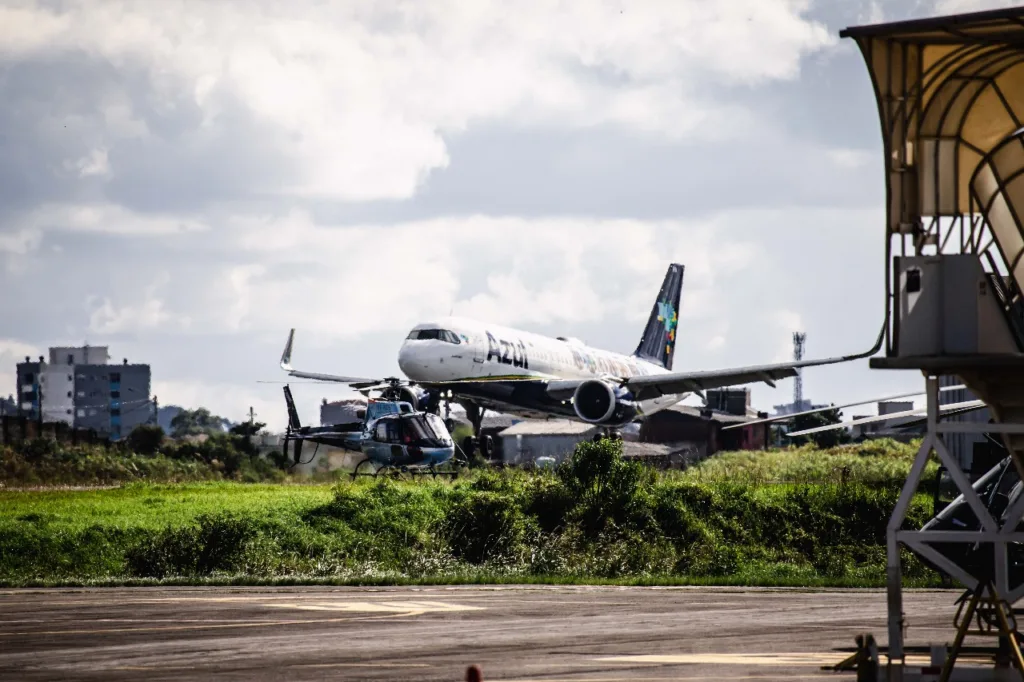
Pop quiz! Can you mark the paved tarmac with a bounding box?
[0,585,963,681]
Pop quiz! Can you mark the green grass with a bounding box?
[681,438,935,489]
[0,482,334,531]
[0,439,945,588]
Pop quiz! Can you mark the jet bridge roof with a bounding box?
[841,7,1024,232]
[842,7,1024,356]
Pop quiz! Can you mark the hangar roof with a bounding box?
[499,419,600,437]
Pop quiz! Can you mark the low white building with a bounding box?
[499,420,600,465]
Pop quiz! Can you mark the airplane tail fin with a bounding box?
[633,263,684,370]
[283,385,302,431]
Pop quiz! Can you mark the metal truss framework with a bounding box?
[887,377,1024,680]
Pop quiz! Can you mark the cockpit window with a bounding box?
[405,329,461,344]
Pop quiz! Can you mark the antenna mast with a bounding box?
[792,332,806,408]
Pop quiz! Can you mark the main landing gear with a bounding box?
[457,401,493,462]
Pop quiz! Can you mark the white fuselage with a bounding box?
[397,317,682,419]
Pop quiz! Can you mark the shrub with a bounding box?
[126,425,165,456]
[441,489,537,564]
[557,438,654,536]
[126,513,262,578]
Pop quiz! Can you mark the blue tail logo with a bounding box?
[634,264,684,370]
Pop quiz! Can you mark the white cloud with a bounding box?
[934,0,1020,13]
[64,148,110,178]
[705,335,727,352]
[0,0,833,202]
[87,274,192,335]
[193,212,758,341]
[9,203,209,241]
[828,148,873,169]
[768,309,805,363]
[458,269,605,327]
[0,227,42,255]
[152,378,284,429]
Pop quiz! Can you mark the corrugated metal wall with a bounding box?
[501,434,589,465]
[939,373,990,472]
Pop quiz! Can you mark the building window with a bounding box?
[67,354,74,365]
[77,391,84,398]
[111,408,121,416]
[67,391,72,398]
[24,373,34,383]
[110,390,120,399]
[67,374,72,381]
[77,409,85,418]
[88,409,97,416]
[66,409,72,415]
[109,372,121,382]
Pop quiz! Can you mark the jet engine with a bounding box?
[572,379,637,426]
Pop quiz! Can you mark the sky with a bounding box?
[0,0,1018,432]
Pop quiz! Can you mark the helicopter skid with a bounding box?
[349,457,466,481]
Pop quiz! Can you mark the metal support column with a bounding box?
[886,375,1024,679]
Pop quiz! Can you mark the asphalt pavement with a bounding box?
[0,585,963,680]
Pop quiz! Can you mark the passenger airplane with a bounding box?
[280,264,879,440]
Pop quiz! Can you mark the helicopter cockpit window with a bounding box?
[375,422,388,441]
[400,414,450,444]
[423,413,450,440]
[405,329,461,344]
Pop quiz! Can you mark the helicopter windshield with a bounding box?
[399,414,450,445]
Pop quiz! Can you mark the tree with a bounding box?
[788,407,850,448]
[126,424,165,455]
[169,408,230,439]
[229,420,266,438]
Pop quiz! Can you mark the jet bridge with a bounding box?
[842,6,1024,680]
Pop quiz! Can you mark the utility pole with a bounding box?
[152,395,159,426]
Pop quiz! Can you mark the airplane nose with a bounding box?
[398,342,414,374]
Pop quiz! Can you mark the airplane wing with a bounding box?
[720,383,967,431]
[280,329,384,386]
[620,326,886,402]
[785,399,986,437]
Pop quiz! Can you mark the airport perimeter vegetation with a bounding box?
[0,435,950,590]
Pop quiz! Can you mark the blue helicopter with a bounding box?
[282,384,463,479]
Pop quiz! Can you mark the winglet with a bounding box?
[280,329,296,371]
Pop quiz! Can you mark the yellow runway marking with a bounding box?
[262,600,484,615]
[504,677,838,681]
[0,612,412,637]
[595,653,852,666]
[113,663,431,671]
[292,663,431,668]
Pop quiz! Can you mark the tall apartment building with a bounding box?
[15,345,152,440]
